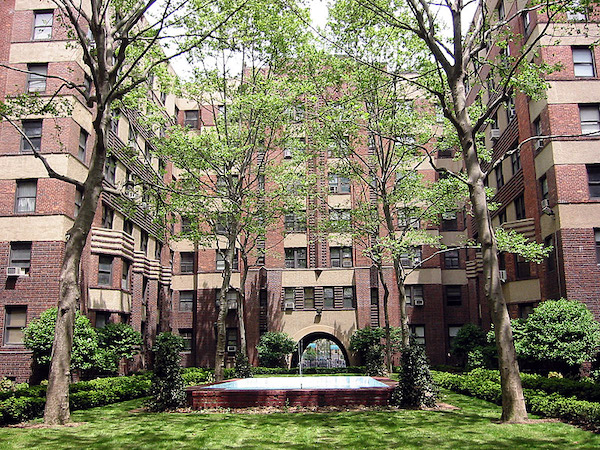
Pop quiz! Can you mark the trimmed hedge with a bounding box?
[433,370,600,428]
[0,374,152,426]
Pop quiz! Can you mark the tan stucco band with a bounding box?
[0,215,72,241]
[555,204,600,229]
[284,233,307,248]
[10,42,82,64]
[88,288,132,313]
[171,273,241,291]
[441,270,468,285]
[502,278,541,304]
[328,194,351,209]
[281,269,354,287]
[0,154,88,182]
[405,268,441,284]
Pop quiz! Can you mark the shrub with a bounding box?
[23,308,99,373]
[95,323,142,375]
[234,352,253,378]
[182,367,212,386]
[350,327,401,376]
[257,332,296,368]
[516,299,600,372]
[147,333,186,412]
[450,324,487,363]
[392,344,438,408]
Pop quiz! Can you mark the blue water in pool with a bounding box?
[205,376,387,390]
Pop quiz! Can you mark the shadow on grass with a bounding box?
[3,391,599,449]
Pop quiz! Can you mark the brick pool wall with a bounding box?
[186,377,397,409]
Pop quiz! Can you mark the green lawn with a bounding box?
[0,390,598,449]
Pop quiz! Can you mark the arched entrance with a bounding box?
[290,332,351,369]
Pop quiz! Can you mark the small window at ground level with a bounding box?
[179,329,192,351]
[410,325,425,346]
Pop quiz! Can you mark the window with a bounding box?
[181,216,193,234]
[123,220,133,236]
[184,110,198,128]
[510,149,521,175]
[15,180,37,213]
[397,208,420,229]
[328,173,350,193]
[285,247,307,268]
[98,255,113,286]
[506,97,516,121]
[144,141,152,162]
[4,307,27,345]
[104,156,116,183]
[588,165,600,197]
[216,289,238,310]
[121,260,130,290]
[84,75,92,96]
[304,287,314,309]
[323,287,334,309]
[101,204,113,229]
[27,64,47,92]
[9,243,31,274]
[400,247,422,268]
[21,120,42,153]
[410,325,425,346]
[284,213,306,233]
[406,285,424,305]
[445,286,462,306]
[540,175,549,202]
[595,229,600,264]
[515,254,531,279]
[33,11,53,40]
[545,235,556,272]
[140,231,148,255]
[580,105,600,135]
[216,250,239,271]
[441,211,458,231]
[448,326,462,346]
[226,328,238,352]
[497,1,505,20]
[515,194,526,220]
[495,164,504,189]
[330,209,351,225]
[341,287,354,309]
[284,288,295,308]
[567,0,588,21]
[95,312,110,328]
[498,209,507,224]
[179,291,194,312]
[330,247,353,268]
[74,187,83,217]
[155,242,162,260]
[445,249,460,268]
[179,329,192,351]
[573,47,595,77]
[519,303,535,319]
[522,11,531,35]
[110,112,119,134]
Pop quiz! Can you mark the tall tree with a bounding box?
[1,0,238,424]
[153,0,311,381]
[328,0,564,421]
[309,55,467,372]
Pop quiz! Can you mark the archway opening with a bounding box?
[290,332,350,369]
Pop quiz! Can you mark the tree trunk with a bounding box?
[376,264,392,374]
[237,255,249,357]
[214,234,237,382]
[454,83,528,421]
[44,111,108,424]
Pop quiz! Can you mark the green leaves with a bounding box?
[496,227,552,263]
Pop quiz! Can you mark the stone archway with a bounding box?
[289,327,354,368]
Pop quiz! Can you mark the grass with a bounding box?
[0,390,599,449]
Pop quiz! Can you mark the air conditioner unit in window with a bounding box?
[329,185,339,194]
[227,345,237,353]
[227,300,238,310]
[541,198,550,210]
[534,139,544,150]
[490,128,501,140]
[284,301,295,310]
[499,269,507,283]
[6,267,26,277]
[414,299,424,306]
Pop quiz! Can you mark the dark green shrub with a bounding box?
[451,324,486,363]
[147,333,186,412]
[234,352,253,378]
[94,323,142,375]
[0,396,45,426]
[256,332,296,368]
[182,367,212,386]
[349,327,390,376]
[392,344,438,408]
